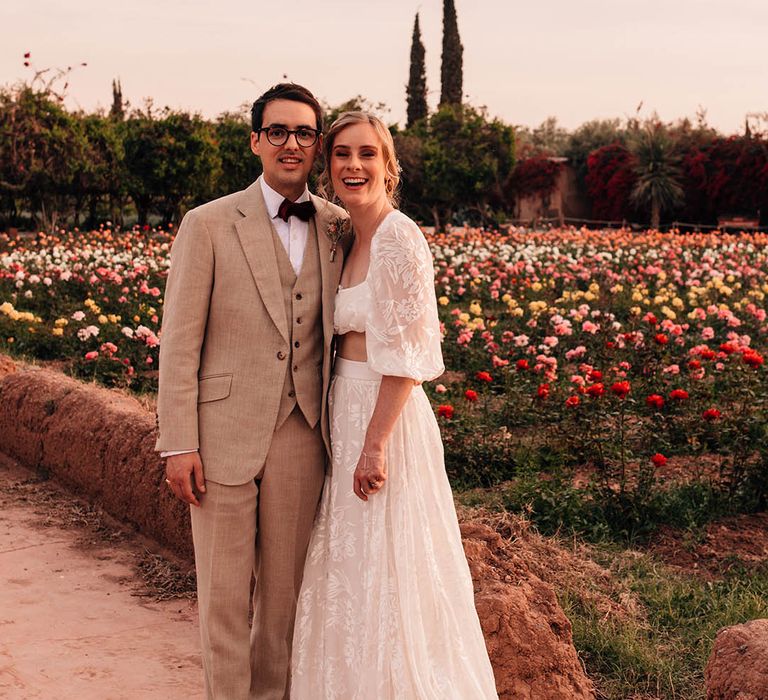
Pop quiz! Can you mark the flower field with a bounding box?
[2,225,767,534]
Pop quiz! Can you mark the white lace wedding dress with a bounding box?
[291,211,498,699]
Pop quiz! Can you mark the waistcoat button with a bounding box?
[277,350,286,360]
[294,341,300,348]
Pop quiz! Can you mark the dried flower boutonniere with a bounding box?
[326,216,351,262]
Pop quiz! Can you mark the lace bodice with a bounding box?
[332,211,444,383]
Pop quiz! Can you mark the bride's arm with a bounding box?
[353,375,414,501]
[355,216,445,501]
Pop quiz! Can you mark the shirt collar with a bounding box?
[259,175,310,220]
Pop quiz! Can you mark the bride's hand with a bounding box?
[353,450,387,501]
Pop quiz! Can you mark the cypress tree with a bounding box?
[440,0,464,106]
[110,79,124,121]
[406,13,428,127]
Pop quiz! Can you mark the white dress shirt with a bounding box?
[161,176,312,459]
[259,175,311,276]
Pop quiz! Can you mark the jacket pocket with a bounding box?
[197,373,233,403]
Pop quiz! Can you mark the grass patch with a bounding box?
[563,551,768,699]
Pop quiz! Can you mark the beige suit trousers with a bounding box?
[190,406,325,700]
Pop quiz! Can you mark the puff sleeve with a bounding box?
[365,213,445,382]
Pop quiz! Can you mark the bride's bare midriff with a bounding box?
[336,330,367,361]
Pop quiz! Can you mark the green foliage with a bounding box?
[0,85,87,230]
[417,104,515,227]
[212,110,262,199]
[564,554,768,699]
[440,0,464,106]
[121,107,221,225]
[406,13,428,128]
[629,121,685,229]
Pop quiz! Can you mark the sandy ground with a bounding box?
[0,457,204,700]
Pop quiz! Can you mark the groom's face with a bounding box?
[250,99,320,201]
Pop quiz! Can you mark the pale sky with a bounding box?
[2,0,766,135]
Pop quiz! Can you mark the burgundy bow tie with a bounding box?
[277,198,315,222]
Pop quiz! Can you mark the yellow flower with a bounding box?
[54,318,68,327]
[661,306,676,320]
[459,312,470,323]
[501,293,511,303]
[671,297,684,309]
[531,282,542,292]
[438,296,449,306]
[133,315,141,323]
[98,314,108,325]
[630,306,641,315]
[108,314,121,323]
[588,282,600,294]
[469,302,482,316]
[583,291,596,302]
[610,284,624,294]
[511,307,524,317]
[0,301,15,316]
[52,327,64,336]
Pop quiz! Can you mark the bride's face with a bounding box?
[330,123,388,211]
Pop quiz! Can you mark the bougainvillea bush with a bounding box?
[2,225,767,535]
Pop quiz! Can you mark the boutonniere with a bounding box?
[326,216,350,262]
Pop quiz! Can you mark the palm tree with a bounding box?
[629,121,684,230]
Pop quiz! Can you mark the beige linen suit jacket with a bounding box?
[155,181,348,485]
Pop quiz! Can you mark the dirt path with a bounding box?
[0,456,204,700]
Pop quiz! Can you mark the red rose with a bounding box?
[586,383,605,397]
[565,395,580,408]
[719,342,737,354]
[475,371,493,382]
[743,350,764,368]
[669,389,689,401]
[588,369,603,382]
[700,348,716,360]
[646,394,665,409]
[464,389,478,402]
[437,404,455,419]
[537,383,550,400]
[687,359,701,370]
[655,333,669,345]
[651,453,668,468]
[646,313,658,325]
[516,359,529,372]
[703,408,721,421]
[611,381,630,399]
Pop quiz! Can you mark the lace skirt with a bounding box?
[291,358,498,699]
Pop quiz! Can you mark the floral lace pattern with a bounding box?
[291,372,498,699]
[365,211,444,382]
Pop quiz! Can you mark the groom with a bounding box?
[156,83,348,699]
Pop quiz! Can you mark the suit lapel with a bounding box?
[235,182,289,343]
[311,194,344,347]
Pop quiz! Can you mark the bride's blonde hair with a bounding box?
[319,111,400,207]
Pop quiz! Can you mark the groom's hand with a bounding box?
[165,453,206,507]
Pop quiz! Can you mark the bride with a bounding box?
[290,111,498,699]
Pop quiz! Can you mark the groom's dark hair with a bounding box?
[251,83,323,133]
